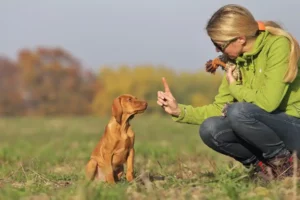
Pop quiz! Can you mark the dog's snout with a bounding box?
[142,101,148,107]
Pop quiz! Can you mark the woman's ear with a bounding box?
[238,36,247,45]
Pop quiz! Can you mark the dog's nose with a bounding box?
[143,101,148,107]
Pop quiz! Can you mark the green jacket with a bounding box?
[173,30,300,125]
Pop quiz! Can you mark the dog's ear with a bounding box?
[112,97,123,124]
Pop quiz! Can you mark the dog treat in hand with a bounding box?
[205,57,227,74]
[205,54,242,83]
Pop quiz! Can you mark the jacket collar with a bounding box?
[236,31,269,63]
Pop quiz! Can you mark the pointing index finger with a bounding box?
[162,77,171,93]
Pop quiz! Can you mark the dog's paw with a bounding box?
[126,173,134,182]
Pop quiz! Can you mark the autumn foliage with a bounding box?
[0,47,223,116]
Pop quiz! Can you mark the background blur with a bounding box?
[1,0,299,116]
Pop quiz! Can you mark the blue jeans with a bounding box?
[199,102,300,166]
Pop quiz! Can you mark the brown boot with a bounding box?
[251,161,274,181]
[266,150,293,180]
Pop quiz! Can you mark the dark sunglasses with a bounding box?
[211,37,238,52]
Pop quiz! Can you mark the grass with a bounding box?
[0,114,299,200]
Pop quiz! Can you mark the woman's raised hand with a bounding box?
[157,77,181,116]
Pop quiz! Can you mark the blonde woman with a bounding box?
[157,4,300,181]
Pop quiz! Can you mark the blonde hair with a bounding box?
[206,4,300,83]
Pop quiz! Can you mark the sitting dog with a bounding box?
[85,94,148,183]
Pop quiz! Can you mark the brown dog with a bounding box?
[85,94,147,183]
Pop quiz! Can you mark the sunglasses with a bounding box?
[211,37,238,52]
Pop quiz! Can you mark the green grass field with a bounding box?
[0,114,298,200]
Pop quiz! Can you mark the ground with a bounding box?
[0,115,298,200]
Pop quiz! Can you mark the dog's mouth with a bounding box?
[136,109,146,114]
[135,102,148,113]
[127,102,148,116]
[130,107,147,116]
[128,109,145,120]
[133,107,146,114]
[138,104,148,113]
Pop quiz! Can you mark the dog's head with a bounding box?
[112,94,148,124]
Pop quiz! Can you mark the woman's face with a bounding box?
[212,37,244,59]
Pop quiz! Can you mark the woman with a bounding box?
[157,4,300,180]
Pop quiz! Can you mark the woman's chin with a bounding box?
[228,55,237,60]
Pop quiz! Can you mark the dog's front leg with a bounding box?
[105,169,115,183]
[126,148,135,182]
[103,153,115,184]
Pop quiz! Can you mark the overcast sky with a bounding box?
[1,0,300,72]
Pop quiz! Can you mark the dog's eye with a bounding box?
[128,98,132,102]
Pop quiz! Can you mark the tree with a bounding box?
[17,47,97,115]
[92,65,223,116]
[0,57,23,115]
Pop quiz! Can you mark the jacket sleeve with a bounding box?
[172,75,235,125]
[228,37,290,112]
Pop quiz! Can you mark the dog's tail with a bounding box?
[85,159,98,181]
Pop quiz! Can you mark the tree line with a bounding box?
[0,47,223,116]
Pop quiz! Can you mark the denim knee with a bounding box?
[226,102,258,127]
[199,117,219,144]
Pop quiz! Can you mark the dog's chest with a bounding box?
[112,137,133,164]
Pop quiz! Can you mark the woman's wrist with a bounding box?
[172,107,181,117]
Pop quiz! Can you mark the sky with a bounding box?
[1,0,300,72]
